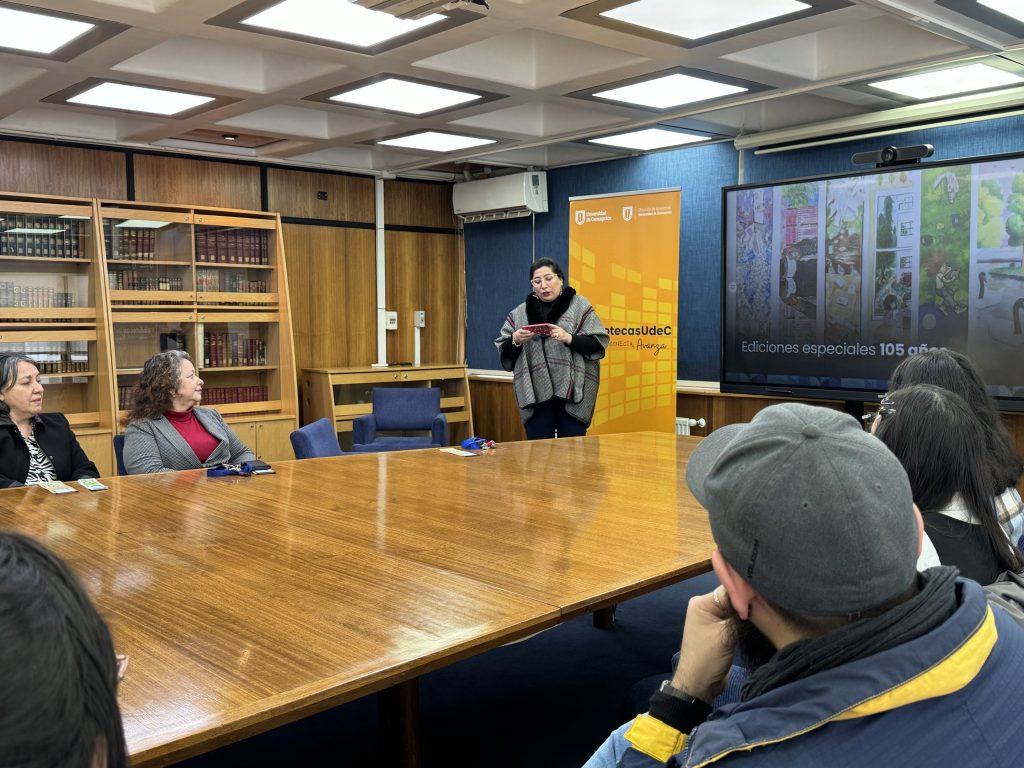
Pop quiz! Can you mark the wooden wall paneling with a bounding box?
[385,231,462,365]
[384,179,457,228]
[469,379,526,444]
[0,140,126,199]
[676,393,712,437]
[266,168,375,222]
[132,155,260,209]
[283,224,376,405]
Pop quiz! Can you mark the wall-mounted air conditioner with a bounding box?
[452,171,548,223]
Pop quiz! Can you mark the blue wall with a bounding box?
[464,113,1024,382]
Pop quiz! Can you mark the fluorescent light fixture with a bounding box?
[330,78,481,114]
[114,220,171,229]
[67,82,214,116]
[377,131,497,152]
[242,0,444,48]
[594,72,746,109]
[589,128,707,150]
[0,6,94,54]
[979,0,1024,24]
[58,215,91,220]
[869,63,1024,100]
[5,228,66,235]
[601,0,809,40]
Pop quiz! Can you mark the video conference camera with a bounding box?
[851,144,934,168]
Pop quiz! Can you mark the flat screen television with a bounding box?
[721,151,1024,412]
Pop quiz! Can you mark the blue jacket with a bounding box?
[621,579,1024,767]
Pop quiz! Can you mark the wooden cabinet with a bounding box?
[301,364,473,449]
[0,191,116,474]
[98,200,298,444]
[227,416,295,462]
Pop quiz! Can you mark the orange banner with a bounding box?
[569,189,680,434]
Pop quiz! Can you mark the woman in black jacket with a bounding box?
[0,352,99,488]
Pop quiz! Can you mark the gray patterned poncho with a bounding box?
[495,289,608,426]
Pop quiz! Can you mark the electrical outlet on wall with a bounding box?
[385,311,398,330]
[413,310,426,327]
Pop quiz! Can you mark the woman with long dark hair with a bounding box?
[873,384,1022,583]
[0,531,127,767]
[888,347,1023,554]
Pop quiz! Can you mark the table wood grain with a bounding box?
[0,432,712,765]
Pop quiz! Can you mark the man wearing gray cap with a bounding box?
[585,402,1024,768]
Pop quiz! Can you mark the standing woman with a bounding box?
[122,349,255,474]
[496,258,608,439]
[0,352,100,488]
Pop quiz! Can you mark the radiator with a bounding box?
[676,417,707,436]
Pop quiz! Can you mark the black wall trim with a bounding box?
[260,165,269,212]
[125,151,135,201]
[281,216,375,230]
[387,223,461,235]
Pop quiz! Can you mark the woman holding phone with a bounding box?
[495,258,608,439]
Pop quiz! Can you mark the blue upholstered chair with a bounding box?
[290,418,345,459]
[351,387,448,452]
[113,435,127,476]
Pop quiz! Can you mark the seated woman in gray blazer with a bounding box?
[123,350,255,474]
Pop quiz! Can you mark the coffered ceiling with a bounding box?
[2,1,1023,179]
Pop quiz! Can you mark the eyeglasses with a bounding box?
[862,393,896,425]
[531,274,558,286]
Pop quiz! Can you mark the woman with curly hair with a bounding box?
[122,350,254,474]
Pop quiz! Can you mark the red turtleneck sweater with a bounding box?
[163,409,218,463]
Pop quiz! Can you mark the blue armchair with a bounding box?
[113,435,127,476]
[351,387,448,452]
[291,418,345,459]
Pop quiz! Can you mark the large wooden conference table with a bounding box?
[0,431,713,766]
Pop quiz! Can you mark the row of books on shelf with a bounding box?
[203,334,268,368]
[195,229,270,265]
[196,269,269,293]
[0,216,85,259]
[104,224,158,261]
[107,272,185,292]
[0,283,77,308]
[0,342,89,373]
[200,385,270,405]
[117,384,270,410]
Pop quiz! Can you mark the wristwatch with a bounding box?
[659,679,702,704]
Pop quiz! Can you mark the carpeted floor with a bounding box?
[176,571,719,768]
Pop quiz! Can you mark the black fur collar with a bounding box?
[526,286,576,324]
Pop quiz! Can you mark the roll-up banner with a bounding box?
[569,188,681,434]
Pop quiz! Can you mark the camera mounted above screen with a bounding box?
[851,144,934,168]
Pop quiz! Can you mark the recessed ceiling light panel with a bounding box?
[589,128,707,150]
[377,131,497,152]
[869,63,1024,100]
[241,0,443,48]
[594,72,746,109]
[602,0,810,40]
[0,6,94,54]
[331,77,481,114]
[65,82,215,116]
[979,0,1024,24]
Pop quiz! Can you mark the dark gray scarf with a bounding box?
[742,566,959,700]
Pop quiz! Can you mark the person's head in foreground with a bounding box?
[0,532,126,768]
[690,402,923,670]
[126,349,202,423]
[607,402,1024,768]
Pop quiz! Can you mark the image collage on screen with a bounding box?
[724,158,1024,398]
